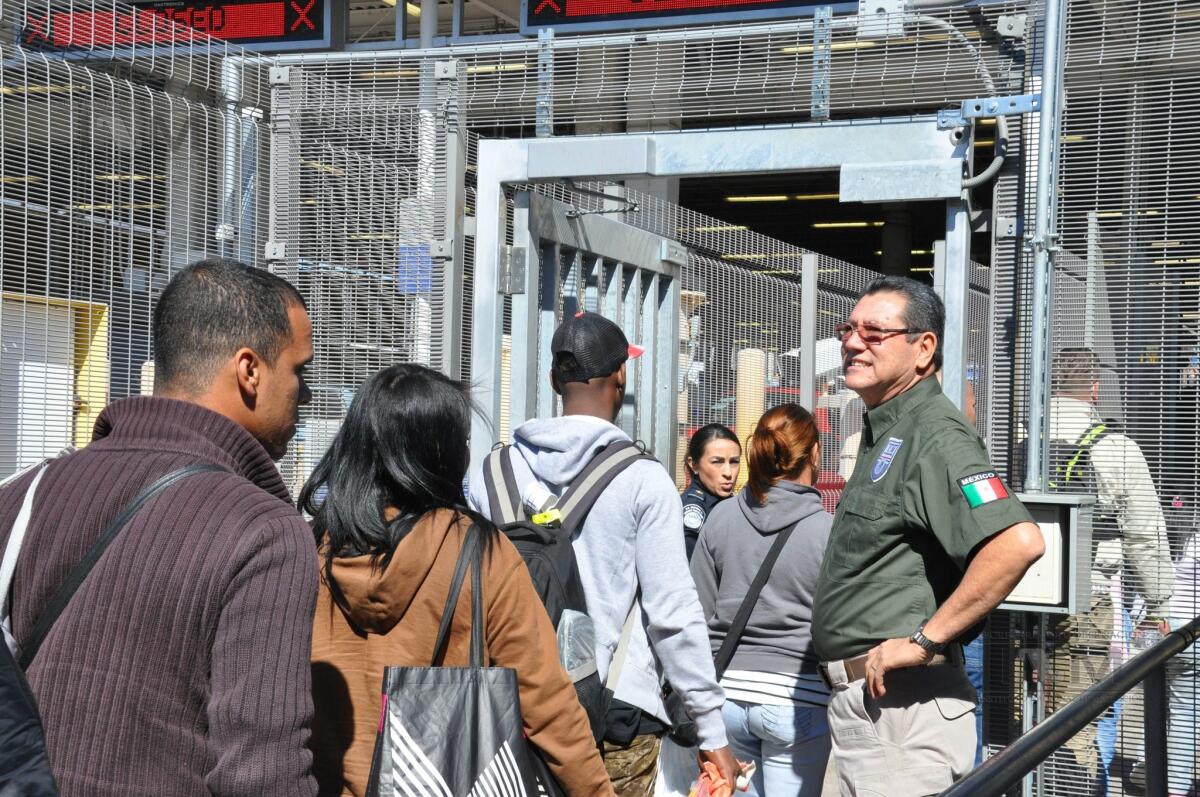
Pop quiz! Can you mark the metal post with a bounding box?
[941,194,971,410]
[1144,664,1168,797]
[537,28,555,137]
[437,59,467,379]
[420,0,437,48]
[800,253,818,412]
[219,59,241,259]
[1025,0,1067,492]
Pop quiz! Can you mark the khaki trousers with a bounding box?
[826,662,977,797]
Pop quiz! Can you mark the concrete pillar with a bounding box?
[735,348,767,492]
[882,203,913,275]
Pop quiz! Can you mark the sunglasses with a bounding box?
[834,321,921,346]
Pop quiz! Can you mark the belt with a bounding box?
[819,644,964,688]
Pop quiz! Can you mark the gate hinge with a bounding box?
[269,66,291,85]
[499,245,527,295]
[997,14,1027,40]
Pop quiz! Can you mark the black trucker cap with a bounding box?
[551,311,645,384]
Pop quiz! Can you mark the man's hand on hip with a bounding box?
[865,638,933,698]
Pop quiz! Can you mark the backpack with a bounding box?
[1,463,221,796]
[480,439,652,742]
[1048,421,1119,537]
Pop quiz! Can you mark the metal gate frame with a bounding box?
[470,117,974,467]
[502,190,683,464]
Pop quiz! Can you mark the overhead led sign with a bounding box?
[523,0,849,34]
[23,0,329,51]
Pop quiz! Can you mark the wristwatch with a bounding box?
[909,620,946,656]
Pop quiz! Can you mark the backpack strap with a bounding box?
[18,463,224,670]
[1061,422,1110,486]
[1,466,49,655]
[482,446,525,526]
[556,441,653,537]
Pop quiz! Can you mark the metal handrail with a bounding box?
[941,615,1200,797]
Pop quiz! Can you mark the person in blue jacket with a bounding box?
[681,423,741,560]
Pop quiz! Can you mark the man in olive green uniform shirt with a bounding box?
[812,277,1045,797]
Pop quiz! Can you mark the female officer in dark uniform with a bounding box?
[681,423,741,560]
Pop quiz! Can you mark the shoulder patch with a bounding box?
[682,502,706,530]
[870,437,904,483]
[958,471,1010,508]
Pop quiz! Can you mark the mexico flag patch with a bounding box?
[959,471,1009,508]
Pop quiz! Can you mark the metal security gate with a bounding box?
[489,190,683,469]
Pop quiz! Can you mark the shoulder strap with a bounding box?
[712,522,798,680]
[604,597,639,693]
[483,447,524,525]
[18,463,224,670]
[1061,422,1109,484]
[557,441,652,537]
[431,525,486,668]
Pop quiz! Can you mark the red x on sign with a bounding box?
[290,0,315,31]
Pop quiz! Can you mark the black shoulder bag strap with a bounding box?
[431,525,486,668]
[18,464,224,670]
[556,441,653,537]
[711,522,798,680]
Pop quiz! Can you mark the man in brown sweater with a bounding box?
[0,258,319,795]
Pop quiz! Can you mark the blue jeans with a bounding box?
[963,636,985,767]
[1168,651,1198,795]
[721,700,831,797]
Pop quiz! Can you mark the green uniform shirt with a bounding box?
[811,376,1032,662]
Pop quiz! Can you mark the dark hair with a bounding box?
[153,257,307,393]
[747,404,819,504]
[298,364,493,587]
[1052,346,1100,395]
[862,275,945,370]
[686,423,740,480]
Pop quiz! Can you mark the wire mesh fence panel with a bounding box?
[0,0,270,480]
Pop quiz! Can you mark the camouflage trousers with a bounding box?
[1047,591,1115,777]
[602,733,662,797]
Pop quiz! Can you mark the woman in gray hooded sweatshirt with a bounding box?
[690,403,833,797]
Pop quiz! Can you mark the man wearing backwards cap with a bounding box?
[469,312,740,796]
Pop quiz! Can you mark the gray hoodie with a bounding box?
[467,415,728,749]
[690,481,832,675]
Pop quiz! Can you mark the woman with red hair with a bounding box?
[690,403,833,797]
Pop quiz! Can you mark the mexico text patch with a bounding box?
[959,471,1009,507]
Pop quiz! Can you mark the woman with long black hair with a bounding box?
[302,364,612,797]
[680,423,742,560]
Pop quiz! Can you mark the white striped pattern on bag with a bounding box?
[383,716,530,797]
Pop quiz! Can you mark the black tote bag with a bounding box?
[365,526,564,797]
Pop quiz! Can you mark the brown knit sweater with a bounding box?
[0,396,319,796]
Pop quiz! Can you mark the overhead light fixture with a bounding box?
[302,160,347,177]
[0,84,88,96]
[72,201,163,211]
[300,198,317,205]
[873,249,931,256]
[1096,210,1160,219]
[725,195,789,203]
[1150,241,1182,248]
[680,225,749,232]
[1,175,40,184]
[359,69,418,79]
[381,0,421,16]
[812,221,884,229]
[794,192,840,201]
[348,232,395,240]
[818,268,840,274]
[96,173,164,182]
[1061,134,1087,143]
[780,40,879,55]
[910,267,934,273]
[467,63,528,74]
[973,139,995,147]
[1153,258,1200,265]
